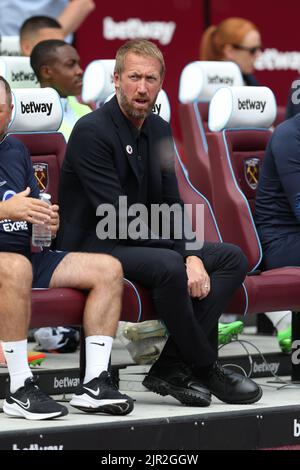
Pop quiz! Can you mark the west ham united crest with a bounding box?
[244,157,260,190]
[33,163,48,192]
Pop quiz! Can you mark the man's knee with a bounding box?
[93,255,123,288]
[155,250,186,285]
[224,243,248,277]
[0,254,32,287]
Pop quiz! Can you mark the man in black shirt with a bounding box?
[0,76,133,420]
[58,39,262,407]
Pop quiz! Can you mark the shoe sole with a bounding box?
[70,399,134,415]
[211,385,263,405]
[3,401,68,420]
[142,375,211,407]
[123,325,167,342]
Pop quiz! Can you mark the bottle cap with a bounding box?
[39,192,51,201]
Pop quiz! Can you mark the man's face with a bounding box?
[43,45,83,97]
[114,52,163,128]
[21,27,64,56]
[0,85,13,140]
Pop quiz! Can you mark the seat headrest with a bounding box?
[208,86,277,132]
[82,59,115,103]
[0,36,21,56]
[9,87,63,133]
[153,89,171,123]
[0,56,39,88]
[178,61,243,104]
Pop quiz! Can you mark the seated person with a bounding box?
[30,39,91,141]
[255,113,300,307]
[57,38,262,407]
[20,15,64,56]
[0,76,133,420]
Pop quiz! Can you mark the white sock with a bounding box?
[2,339,32,393]
[265,311,291,332]
[83,335,113,384]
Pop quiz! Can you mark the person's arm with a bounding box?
[273,123,300,223]
[0,188,51,224]
[58,0,95,37]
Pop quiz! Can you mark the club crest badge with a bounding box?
[33,163,48,192]
[244,157,260,190]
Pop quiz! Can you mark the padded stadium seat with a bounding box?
[0,36,21,56]
[178,61,243,201]
[206,86,300,342]
[0,55,39,88]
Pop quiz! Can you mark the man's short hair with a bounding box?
[20,16,62,41]
[115,39,166,80]
[30,39,68,81]
[0,76,12,106]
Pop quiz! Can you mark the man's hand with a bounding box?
[50,204,60,238]
[186,256,211,300]
[0,187,52,224]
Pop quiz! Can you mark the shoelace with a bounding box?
[213,362,226,382]
[23,378,53,402]
[103,372,119,390]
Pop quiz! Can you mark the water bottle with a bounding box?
[32,193,52,247]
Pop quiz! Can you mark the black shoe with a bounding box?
[142,361,211,407]
[197,362,263,404]
[3,377,68,420]
[70,371,134,415]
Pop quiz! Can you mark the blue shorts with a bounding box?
[31,250,68,288]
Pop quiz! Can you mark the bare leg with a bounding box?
[0,253,32,341]
[49,253,123,337]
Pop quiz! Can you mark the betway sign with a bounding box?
[103,16,176,45]
[255,48,300,72]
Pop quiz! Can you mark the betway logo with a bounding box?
[238,99,266,113]
[152,103,161,115]
[13,443,63,450]
[12,71,38,84]
[103,16,176,46]
[253,361,280,375]
[54,376,80,389]
[21,101,53,116]
[208,75,234,86]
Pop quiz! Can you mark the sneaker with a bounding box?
[0,343,46,367]
[218,321,244,345]
[3,377,68,420]
[34,326,80,353]
[70,371,134,415]
[277,326,291,354]
[123,320,167,342]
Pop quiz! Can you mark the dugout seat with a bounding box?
[178,61,243,201]
[205,86,300,375]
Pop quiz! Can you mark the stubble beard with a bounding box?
[118,86,156,121]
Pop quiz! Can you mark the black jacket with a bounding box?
[57,96,198,256]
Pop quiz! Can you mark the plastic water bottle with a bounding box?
[32,193,52,247]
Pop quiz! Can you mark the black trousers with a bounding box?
[111,242,248,368]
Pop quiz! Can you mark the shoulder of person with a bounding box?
[271,114,300,155]
[5,135,29,156]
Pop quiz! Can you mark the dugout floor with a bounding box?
[1,329,300,450]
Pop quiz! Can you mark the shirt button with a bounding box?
[137,155,142,161]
